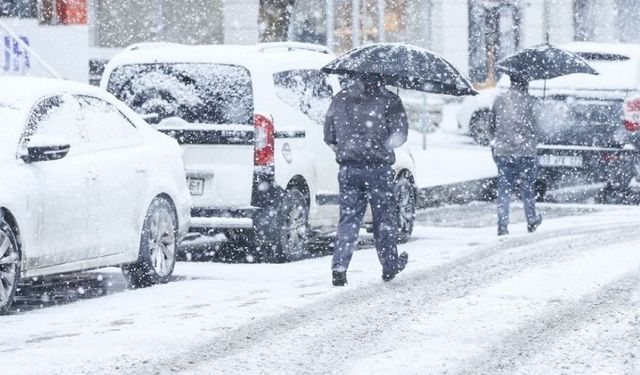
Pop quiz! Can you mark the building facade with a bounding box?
[288,0,640,85]
[2,0,640,84]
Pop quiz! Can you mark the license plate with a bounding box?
[538,154,583,168]
[187,178,204,196]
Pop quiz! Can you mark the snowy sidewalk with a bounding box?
[406,103,497,207]
[407,103,497,189]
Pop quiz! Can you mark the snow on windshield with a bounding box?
[107,63,254,125]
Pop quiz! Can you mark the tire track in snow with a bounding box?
[136,222,640,375]
[457,269,640,375]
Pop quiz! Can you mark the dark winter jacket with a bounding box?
[493,87,540,157]
[324,81,409,166]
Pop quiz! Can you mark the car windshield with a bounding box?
[107,63,254,125]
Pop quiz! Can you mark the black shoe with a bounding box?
[332,270,347,286]
[527,214,542,233]
[498,228,509,236]
[382,252,408,282]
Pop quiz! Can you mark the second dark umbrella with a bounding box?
[497,42,598,98]
[496,42,598,80]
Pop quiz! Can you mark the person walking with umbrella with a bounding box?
[492,75,542,236]
[322,43,477,286]
[324,73,410,286]
[493,40,598,235]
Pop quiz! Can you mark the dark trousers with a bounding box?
[494,155,538,232]
[332,165,399,275]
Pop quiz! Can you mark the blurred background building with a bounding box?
[1,0,640,85]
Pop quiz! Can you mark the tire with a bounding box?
[123,197,177,288]
[395,173,417,244]
[0,219,20,315]
[269,188,309,263]
[469,110,495,146]
[535,179,548,202]
[479,178,497,201]
[596,182,629,205]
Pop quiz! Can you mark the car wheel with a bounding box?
[0,219,20,315]
[469,110,494,146]
[395,173,417,244]
[535,180,548,202]
[123,197,177,288]
[596,182,630,205]
[270,188,309,263]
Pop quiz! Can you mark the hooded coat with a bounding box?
[324,80,409,166]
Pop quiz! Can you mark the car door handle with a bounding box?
[135,167,147,174]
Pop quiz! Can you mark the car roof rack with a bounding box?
[257,42,331,54]
[124,42,185,52]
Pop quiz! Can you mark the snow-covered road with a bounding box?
[2,203,640,375]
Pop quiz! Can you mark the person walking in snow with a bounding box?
[492,75,543,236]
[324,74,409,286]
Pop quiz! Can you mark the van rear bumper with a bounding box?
[190,216,253,229]
[189,207,256,232]
[185,166,285,241]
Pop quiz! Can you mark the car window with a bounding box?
[107,63,254,125]
[273,69,334,124]
[76,95,141,147]
[22,95,92,155]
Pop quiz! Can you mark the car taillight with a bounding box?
[254,114,274,166]
[623,97,640,132]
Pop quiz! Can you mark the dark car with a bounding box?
[458,42,640,200]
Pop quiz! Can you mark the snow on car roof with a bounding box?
[561,41,640,59]
[0,77,120,161]
[105,43,336,76]
[0,76,111,110]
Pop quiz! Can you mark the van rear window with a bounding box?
[107,63,253,125]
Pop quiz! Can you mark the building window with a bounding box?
[615,0,640,43]
[573,0,591,41]
[334,0,354,51]
[329,0,407,52]
[288,0,328,45]
[0,0,37,18]
[39,0,87,25]
[383,0,406,42]
[468,1,520,86]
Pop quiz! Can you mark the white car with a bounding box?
[456,87,499,146]
[101,42,417,262]
[0,77,191,314]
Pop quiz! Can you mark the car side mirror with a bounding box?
[20,136,71,163]
[141,112,160,124]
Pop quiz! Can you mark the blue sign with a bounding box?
[2,35,30,73]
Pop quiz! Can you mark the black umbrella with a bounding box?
[496,43,598,81]
[321,43,478,96]
[497,42,598,99]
